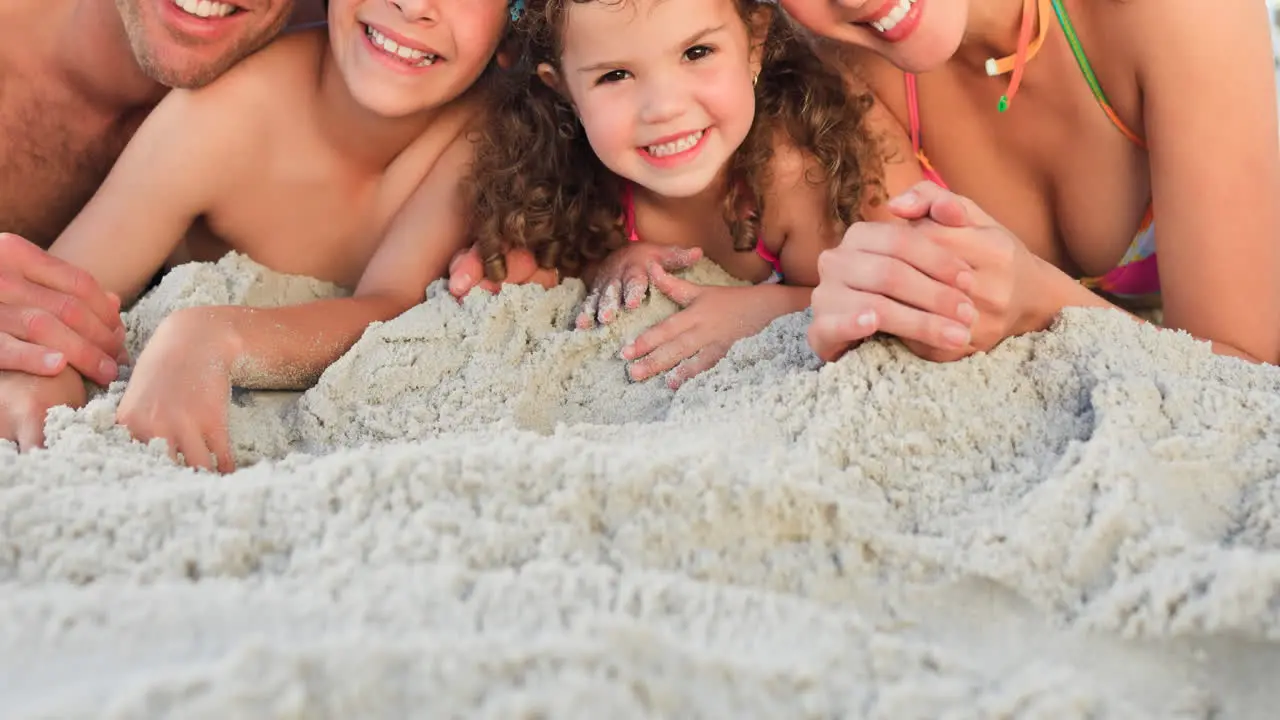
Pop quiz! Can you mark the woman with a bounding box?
[783,0,1280,364]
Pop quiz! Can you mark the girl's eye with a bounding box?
[683,44,714,62]
[596,69,631,85]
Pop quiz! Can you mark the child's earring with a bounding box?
[509,0,525,22]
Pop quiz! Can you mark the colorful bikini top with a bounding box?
[905,0,1158,301]
[621,182,784,284]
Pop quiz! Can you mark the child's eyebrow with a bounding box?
[574,23,727,74]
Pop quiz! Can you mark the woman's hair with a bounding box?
[468,0,884,282]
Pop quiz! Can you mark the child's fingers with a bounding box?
[15,410,46,453]
[207,427,236,475]
[176,428,216,472]
[621,264,648,310]
[656,246,703,272]
[626,329,703,383]
[446,247,484,298]
[665,344,725,390]
[596,280,623,325]
[648,264,701,307]
[577,286,603,329]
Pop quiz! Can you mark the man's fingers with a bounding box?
[0,308,119,385]
[0,274,125,362]
[0,336,66,377]
[649,264,701,307]
[0,233,122,333]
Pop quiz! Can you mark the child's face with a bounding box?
[330,0,508,118]
[776,0,967,74]
[550,0,761,199]
[114,0,296,88]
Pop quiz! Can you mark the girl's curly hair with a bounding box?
[469,0,884,282]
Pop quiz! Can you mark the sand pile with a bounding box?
[3,252,1280,718]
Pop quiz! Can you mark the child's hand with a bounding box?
[577,244,703,329]
[0,367,88,450]
[447,245,560,299]
[115,310,236,473]
[620,265,801,390]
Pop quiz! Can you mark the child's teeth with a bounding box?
[647,130,704,158]
[365,25,437,66]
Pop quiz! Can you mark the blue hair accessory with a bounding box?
[509,0,525,21]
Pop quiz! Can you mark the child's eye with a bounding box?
[683,44,714,62]
[595,69,631,85]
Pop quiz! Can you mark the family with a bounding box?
[1,0,1276,473]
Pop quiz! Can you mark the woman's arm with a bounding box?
[1127,0,1280,363]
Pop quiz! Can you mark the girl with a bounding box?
[0,0,515,471]
[468,0,904,388]
[779,0,1280,365]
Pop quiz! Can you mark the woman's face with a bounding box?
[778,0,968,73]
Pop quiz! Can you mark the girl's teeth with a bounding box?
[647,130,704,158]
[173,0,237,18]
[870,0,916,33]
[365,25,438,67]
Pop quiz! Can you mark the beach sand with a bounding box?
[2,251,1280,718]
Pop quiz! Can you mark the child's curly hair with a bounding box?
[469,0,884,282]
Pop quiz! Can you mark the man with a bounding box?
[0,0,319,386]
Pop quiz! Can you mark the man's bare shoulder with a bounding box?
[182,28,327,110]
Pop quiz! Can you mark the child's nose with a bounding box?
[637,80,687,125]
[389,0,439,22]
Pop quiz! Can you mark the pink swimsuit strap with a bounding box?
[622,183,782,274]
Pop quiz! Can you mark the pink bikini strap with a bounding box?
[905,73,923,155]
[622,183,640,243]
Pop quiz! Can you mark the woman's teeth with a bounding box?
[647,130,704,158]
[366,25,438,67]
[870,0,917,33]
[172,0,237,19]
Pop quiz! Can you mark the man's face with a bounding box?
[115,0,296,89]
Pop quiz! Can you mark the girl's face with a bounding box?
[778,0,967,74]
[545,0,763,199]
[330,0,508,118]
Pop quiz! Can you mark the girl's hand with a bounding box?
[0,367,87,450]
[446,245,561,299]
[621,265,803,390]
[808,182,1055,363]
[577,244,703,329]
[115,309,236,473]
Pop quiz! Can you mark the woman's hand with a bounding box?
[577,243,703,329]
[622,265,808,389]
[808,181,1059,363]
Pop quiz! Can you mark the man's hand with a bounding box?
[0,233,127,385]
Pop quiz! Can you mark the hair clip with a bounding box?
[509,0,525,22]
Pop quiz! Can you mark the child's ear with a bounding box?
[746,4,774,75]
[536,62,565,94]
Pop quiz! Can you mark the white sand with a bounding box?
[3,251,1280,718]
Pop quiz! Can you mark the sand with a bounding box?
[2,251,1280,718]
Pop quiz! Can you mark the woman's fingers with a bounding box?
[821,247,975,326]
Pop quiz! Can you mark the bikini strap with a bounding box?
[905,73,924,156]
[1048,0,1146,148]
[622,182,640,243]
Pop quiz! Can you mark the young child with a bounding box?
[0,0,514,471]
[469,0,901,388]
